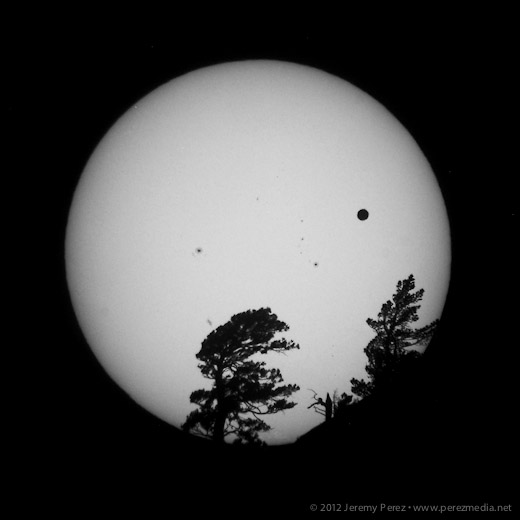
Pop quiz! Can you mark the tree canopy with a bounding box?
[182,308,300,444]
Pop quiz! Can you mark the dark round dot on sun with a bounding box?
[357,209,369,221]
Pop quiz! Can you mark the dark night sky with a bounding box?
[8,19,516,512]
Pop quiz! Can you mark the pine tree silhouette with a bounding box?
[182,308,300,444]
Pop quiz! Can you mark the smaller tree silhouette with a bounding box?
[182,308,300,444]
[350,274,438,399]
[308,389,351,422]
[307,389,333,421]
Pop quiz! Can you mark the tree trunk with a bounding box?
[325,393,333,422]
[213,369,226,443]
[213,412,226,443]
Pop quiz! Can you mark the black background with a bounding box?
[8,17,516,513]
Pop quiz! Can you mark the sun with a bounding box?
[65,60,450,444]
